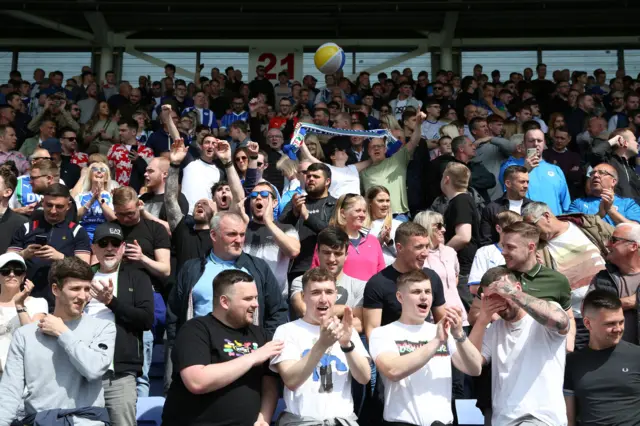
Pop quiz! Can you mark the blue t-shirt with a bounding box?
[568,195,640,225]
[192,252,249,317]
[75,191,114,242]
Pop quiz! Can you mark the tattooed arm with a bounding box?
[165,162,186,233]
[489,279,570,334]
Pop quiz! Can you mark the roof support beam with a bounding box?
[83,11,111,44]
[1,10,94,41]
[125,48,195,80]
[346,42,430,80]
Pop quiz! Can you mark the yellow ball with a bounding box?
[314,42,346,75]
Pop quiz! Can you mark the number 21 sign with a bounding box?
[249,46,303,83]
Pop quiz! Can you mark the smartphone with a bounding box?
[527,148,537,159]
[35,235,48,246]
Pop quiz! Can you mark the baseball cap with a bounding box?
[41,138,62,154]
[0,252,26,270]
[93,223,124,244]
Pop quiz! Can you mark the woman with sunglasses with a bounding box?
[311,193,385,281]
[0,253,47,377]
[366,186,402,266]
[74,161,116,242]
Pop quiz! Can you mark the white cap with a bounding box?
[0,252,26,269]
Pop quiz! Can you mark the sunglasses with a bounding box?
[31,156,50,163]
[609,235,636,245]
[434,222,444,230]
[257,162,264,167]
[97,238,123,248]
[0,267,26,276]
[62,136,77,141]
[250,190,272,198]
[91,166,108,173]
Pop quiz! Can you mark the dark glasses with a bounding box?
[257,162,264,167]
[97,238,123,248]
[0,267,26,276]
[609,235,636,245]
[63,136,77,141]
[250,191,272,198]
[434,223,444,230]
[91,166,107,173]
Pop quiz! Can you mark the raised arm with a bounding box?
[404,112,426,155]
[213,139,244,204]
[165,138,189,231]
[298,140,321,164]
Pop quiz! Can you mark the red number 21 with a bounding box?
[259,53,294,80]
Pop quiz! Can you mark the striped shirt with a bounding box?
[220,111,249,130]
[182,107,218,128]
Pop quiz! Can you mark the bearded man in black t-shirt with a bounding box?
[163,270,283,426]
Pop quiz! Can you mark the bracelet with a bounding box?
[340,341,355,353]
[249,155,259,160]
[16,307,27,314]
[454,332,468,343]
[222,161,234,168]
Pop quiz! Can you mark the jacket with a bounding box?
[93,263,155,375]
[169,251,288,338]
[591,141,640,202]
[479,195,532,246]
[540,213,613,268]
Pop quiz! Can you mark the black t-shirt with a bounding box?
[139,191,189,222]
[163,315,271,426]
[120,217,171,290]
[444,192,479,276]
[172,216,213,272]
[363,265,446,327]
[564,341,640,425]
[209,96,230,120]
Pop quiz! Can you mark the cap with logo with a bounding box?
[93,222,124,243]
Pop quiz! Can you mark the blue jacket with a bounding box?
[168,251,288,338]
[568,195,640,225]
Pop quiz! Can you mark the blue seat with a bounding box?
[271,398,286,424]
[456,399,484,426]
[137,396,165,426]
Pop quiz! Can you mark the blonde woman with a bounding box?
[413,210,468,325]
[311,193,385,281]
[71,153,120,198]
[305,134,325,161]
[366,186,402,265]
[74,161,116,242]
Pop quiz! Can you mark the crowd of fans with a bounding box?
[0,59,638,426]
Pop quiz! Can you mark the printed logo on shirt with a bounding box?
[301,349,348,393]
[223,339,258,357]
[548,171,555,177]
[396,339,450,356]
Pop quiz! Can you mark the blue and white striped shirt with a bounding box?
[182,107,219,129]
[220,111,249,130]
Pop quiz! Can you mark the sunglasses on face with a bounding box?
[0,267,25,276]
[609,235,636,245]
[235,156,248,162]
[97,238,123,248]
[91,166,107,173]
[257,162,264,167]
[250,190,272,198]
[434,222,444,230]
[62,136,77,141]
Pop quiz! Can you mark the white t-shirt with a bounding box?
[84,270,118,323]
[290,273,365,308]
[508,199,523,213]
[468,244,505,286]
[270,319,370,420]
[181,159,222,214]
[482,314,567,426]
[328,165,360,199]
[420,120,446,140]
[369,321,458,426]
[0,297,48,373]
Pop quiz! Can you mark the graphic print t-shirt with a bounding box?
[369,321,457,425]
[163,315,271,426]
[270,319,370,419]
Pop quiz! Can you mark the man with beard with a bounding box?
[279,163,337,284]
[564,290,640,425]
[0,257,116,425]
[470,265,570,426]
[86,222,154,426]
[242,182,300,299]
[163,270,282,426]
[169,211,287,338]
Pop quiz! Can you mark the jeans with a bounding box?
[103,373,137,426]
[136,330,154,398]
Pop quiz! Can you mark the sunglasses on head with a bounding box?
[97,238,123,248]
[250,190,272,198]
[0,267,25,276]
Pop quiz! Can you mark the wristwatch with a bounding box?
[340,341,355,353]
[222,161,234,168]
[454,332,468,343]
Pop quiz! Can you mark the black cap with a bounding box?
[93,223,124,243]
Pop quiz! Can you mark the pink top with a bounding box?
[424,244,469,325]
[311,233,386,282]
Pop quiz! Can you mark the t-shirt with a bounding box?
[163,315,271,426]
[172,217,213,272]
[290,273,365,308]
[192,252,248,318]
[84,270,118,324]
[181,159,222,214]
[0,297,47,373]
[74,191,114,242]
[243,221,299,298]
[444,193,480,276]
[564,341,640,426]
[327,165,360,199]
[360,146,412,215]
[482,314,567,426]
[270,319,370,419]
[547,222,606,317]
[420,120,446,140]
[139,191,189,222]
[369,321,458,425]
[468,244,505,286]
[508,199,523,213]
[363,265,446,327]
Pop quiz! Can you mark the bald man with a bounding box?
[568,163,640,225]
[140,156,189,233]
